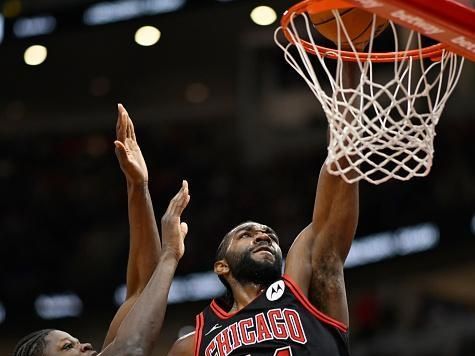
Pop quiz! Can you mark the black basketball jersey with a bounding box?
[194,275,350,356]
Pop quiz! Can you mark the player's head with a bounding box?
[214,221,283,290]
[13,329,97,356]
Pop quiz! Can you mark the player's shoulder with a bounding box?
[167,331,195,356]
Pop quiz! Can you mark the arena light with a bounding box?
[0,302,5,324]
[168,271,226,304]
[24,45,47,66]
[35,293,83,320]
[114,271,225,306]
[345,223,440,268]
[13,15,56,38]
[250,5,277,26]
[83,0,185,26]
[134,25,161,46]
[114,284,126,306]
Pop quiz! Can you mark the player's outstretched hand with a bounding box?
[161,180,191,260]
[114,103,148,185]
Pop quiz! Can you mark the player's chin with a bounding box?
[251,252,276,264]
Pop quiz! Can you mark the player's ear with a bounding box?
[214,260,229,276]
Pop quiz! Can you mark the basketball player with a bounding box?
[168,83,359,354]
[12,105,191,356]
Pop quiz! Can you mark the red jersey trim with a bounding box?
[194,313,204,356]
[209,290,263,320]
[210,299,240,320]
[282,274,348,333]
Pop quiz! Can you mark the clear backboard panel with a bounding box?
[347,0,475,60]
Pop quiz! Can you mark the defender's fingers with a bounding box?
[180,222,188,237]
[164,184,187,215]
[123,110,133,139]
[178,180,189,199]
[116,104,122,134]
[171,181,190,215]
[166,181,190,216]
[114,140,126,149]
[176,194,190,214]
[118,104,130,138]
[182,180,188,194]
[171,194,190,217]
[128,117,137,142]
[114,140,127,157]
[117,106,127,143]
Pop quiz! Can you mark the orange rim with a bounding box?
[281,0,448,62]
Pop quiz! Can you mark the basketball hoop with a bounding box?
[275,0,465,184]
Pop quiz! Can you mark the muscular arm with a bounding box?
[285,168,358,324]
[100,252,179,356]
[167,332,195,356]
[100,181,190,356]
[285,63,359,325]
[103,105,161,348]
[124,181,160,295]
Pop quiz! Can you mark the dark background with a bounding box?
[0,0,474,355]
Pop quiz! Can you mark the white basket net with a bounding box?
[275,10,465,184]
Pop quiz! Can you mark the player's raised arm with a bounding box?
[100,181,190,356]
[102,104,161,348]
[285,63,359,326]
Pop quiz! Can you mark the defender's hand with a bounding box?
[114,104,148,185]
[161,180,190,260]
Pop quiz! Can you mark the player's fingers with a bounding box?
[128,117,137,142]
[180,222,188,237]
[116,103,122,135]
[182,180,188,195]
[168,181,190,216]
[170,181,190,215]
[171,194,190,218]
[164,184,186,216]
[117,106,127,143]
[123,109,132,139]
[114,140,127,160]
[175,194,191,216]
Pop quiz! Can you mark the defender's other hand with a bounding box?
[161,180,191,260]
[114,104,148,185]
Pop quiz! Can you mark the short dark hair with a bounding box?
[215,231,233,263]
[215,230,234,294]
[12,329,54,356]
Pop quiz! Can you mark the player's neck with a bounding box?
[229,281,265,312]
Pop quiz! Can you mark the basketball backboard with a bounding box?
[347,0,475,60]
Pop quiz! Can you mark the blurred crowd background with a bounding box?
[0,0,474,355]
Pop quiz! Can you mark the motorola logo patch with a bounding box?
[266,280,285,301]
